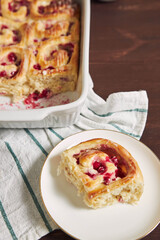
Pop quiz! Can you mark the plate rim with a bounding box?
[40,129,160,240]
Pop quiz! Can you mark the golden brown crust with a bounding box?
[58,138,144,209]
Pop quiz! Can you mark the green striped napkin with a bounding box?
[0,76,148,240]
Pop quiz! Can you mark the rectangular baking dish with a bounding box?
[0,0,90,128]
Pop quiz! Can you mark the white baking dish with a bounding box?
[0,0,90,128]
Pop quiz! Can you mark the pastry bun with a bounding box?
[27,37,79,96]
[58,138,144,209]
[31,0,80,20]
[0,46,30,101]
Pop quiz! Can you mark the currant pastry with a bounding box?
[0,17,27,47]
[26,17,79,47]
[31,0,79,20]
[1,0,32,21]
[27,37,79,96]
[0,46,29,101]
[58,138,144,209]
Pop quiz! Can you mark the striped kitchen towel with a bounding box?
[0,76,148,240]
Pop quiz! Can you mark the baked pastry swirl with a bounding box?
[1,0,32,21]
[0,0,80,103]
[58,138,144,209]
[26,17,79,47]
[30,0,79,20]
[27,37,79,96]
[0,46,29,101]
[0,17,27,47]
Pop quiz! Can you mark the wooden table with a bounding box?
[40,0,160,239]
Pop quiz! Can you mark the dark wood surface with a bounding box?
[40,0,160,239]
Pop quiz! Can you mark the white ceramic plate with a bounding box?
[40,129,160,240]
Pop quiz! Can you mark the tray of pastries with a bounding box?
[0,0,90,128]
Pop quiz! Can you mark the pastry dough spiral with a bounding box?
[58,138,144,209]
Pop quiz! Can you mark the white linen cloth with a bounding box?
[0,76,148,240]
